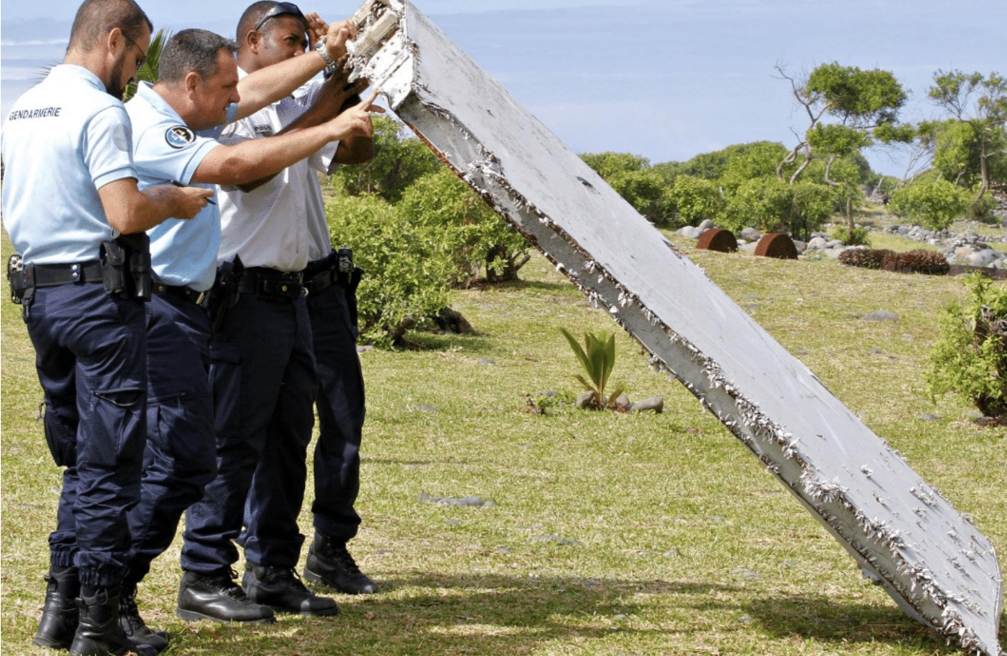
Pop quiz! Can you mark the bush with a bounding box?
[927,273,1007,418]
[839,248,894,269]
[669,175,724,227]
[970,192,999,223]
[396,168,530,286]
[831,225,871,246]
[325,193,454,347]
[722,178,834,240]
[888,178,969,230]
[880,250,950,276]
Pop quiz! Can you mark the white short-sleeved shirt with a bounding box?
[1,65,137,264]
[127,81,237,291]
[217,72,337,272]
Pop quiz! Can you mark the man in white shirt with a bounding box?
[205,0,379,617]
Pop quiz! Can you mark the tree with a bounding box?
[928,70,1007,202]
[668,175,723,227]
[775,62,909,234]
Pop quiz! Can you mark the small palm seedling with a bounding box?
[559,327,624,410]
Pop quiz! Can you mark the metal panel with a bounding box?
[346,2,1004,653]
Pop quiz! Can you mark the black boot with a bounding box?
[176,569,275,623]
[33,565,80,649]
[242,564,339,616]
[119,584,169,654]
[304,534,378,595]
[68,586,131,656]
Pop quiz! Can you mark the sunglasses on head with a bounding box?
[253,2,307,32]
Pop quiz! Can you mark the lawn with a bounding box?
[2,232,1004,656]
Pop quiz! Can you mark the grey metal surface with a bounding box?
[345,2,1004,653]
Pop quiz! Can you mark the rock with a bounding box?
[629,396,664,413]
[863,310,899,322]
[807,236,829,251]
[968,249,999,267]
[739,242,758,255]
[792,239,807,253]
[698,218,715,231]
[676,226,702,239]
[614,394,632,411]
[575,391,597,409]
[740,227,762,241]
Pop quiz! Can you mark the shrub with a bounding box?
[396,168,530,286]
[880,250,950,276]
[888,178,970,231]
[325,193,454,347]
[970,192,999,224]
[839,248,894,270]
[722,178,834,240]
[830,225,871,246]
[668,175,724,227]
[927,273,1007,418]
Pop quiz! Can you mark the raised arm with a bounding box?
[193,91,380,187]
[233,20,356,121]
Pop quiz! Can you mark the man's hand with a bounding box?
[322,19,356,63]
[325,89,384,141]
[304,12,328,44]
[324,59,371,110]
[154,185,214,219]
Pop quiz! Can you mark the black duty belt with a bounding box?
[238,267,304,302]
[27,260,104,287]
[303,268,335,295]
[152,281,207,306]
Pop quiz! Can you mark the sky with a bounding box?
[1,0,1003,177]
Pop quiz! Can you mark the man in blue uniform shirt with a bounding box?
[121,22,379,636]
[0,1,211,654]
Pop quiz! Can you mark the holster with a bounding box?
[7,254,27,305]
[336,248,363,333]
[99,233,152,301]
[205,255,244,334]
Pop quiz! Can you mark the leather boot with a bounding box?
[119,584,169,653]
[68,586,131,656]
[33,565,80,650]
[304,533,378,595]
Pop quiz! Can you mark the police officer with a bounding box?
[193,1,380,619]
[218,2,380,602]
[118,24,377,636]
[0,1,211,654]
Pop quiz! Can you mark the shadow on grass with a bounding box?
[742,592,978,654]
[163,571,746,655]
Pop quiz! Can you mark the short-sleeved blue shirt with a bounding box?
[1,65,137,264]
[126,81,236,291]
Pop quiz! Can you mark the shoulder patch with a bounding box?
[165,125,195,149]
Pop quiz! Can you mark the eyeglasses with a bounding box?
[253,2,307,33]
[122,32,147,69]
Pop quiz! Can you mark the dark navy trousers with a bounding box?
[181,292,316,573]
[24,282,147,589]
[123,293,216,588]
[306,280,365,542]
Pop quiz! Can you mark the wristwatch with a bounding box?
[315,39,336,69]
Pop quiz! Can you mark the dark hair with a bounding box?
[235,1,304,45]
[68,0,153,52]
[159,29,238,83]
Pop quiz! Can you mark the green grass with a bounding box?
[2,233,1005,656]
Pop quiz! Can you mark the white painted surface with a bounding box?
[348,2,1004,654]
